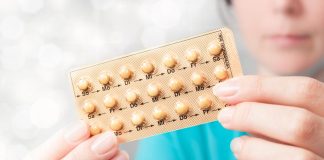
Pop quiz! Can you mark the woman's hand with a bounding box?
[213,76,324,160]
[25,121,129,160]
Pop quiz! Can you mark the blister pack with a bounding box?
[69,28,243,143]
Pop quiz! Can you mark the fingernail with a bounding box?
[64,121,89,144]
[91,132,117,155]
[218,107,235,126]
[213,78,239,98]
[231,137,243,158]
[115,151,129,160]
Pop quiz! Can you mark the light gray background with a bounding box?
[0,0,256,159]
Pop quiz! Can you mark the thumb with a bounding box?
[25,121,90,160]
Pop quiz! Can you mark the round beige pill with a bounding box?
[98,73,111,85]
[110,117,123,131]
[77,79,90,91]
[147,83,161,97]
[185,49,200,62]
[152,107,167,120]
[197,96,212,110]
[125,90,138,103]
[90,125,102,136]
[82,100,96,113]
[131,111,145,126]
[207,41,222,56]
[119,66,133,79]
[191,72,205,86]
[141,61,155,74]
[175,101,189,115]
[168,78,183,92]
[163,55,177,68]
[103,95,117,108]
[214,65,228,80]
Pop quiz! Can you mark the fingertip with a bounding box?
[212,78,239,99]
[121,150,129,160]
[231,137,244,158]
[91,131,117,156]
[64,120,90,145]
[31,121,91,160]
[218,107,235,127]
[112,150,129,160]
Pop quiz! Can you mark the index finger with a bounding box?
[213,76,324,116]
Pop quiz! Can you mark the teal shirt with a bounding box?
[135,121,246,160]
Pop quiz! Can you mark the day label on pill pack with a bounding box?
[69,27,243,143]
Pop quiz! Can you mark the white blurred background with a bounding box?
[0,0,256,159]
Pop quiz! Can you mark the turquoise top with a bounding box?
[135,121,246,160]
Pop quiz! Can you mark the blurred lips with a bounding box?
[265,33,311,48]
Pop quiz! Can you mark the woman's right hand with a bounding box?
[25,121,129,160]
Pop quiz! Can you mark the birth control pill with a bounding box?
[141,61,155,74]
[152,107,167,120]
[207,41,222,56]
[175,101,189,115]
[110,117,123,131]
[125,90,138,103]
[214,65,228,80]
[185,49,200,62]
[103,95,117,108]
[90,125,102,136]
[168,78,183,92]
[119,66,133,79]
[163,55,177,68]
[197,96,212,110]
[191,72,206,86]
[82,100,96,113]
[131,111,145,126]
[147,83,161,97]
[77,79,90,91]
[98,73,111,85]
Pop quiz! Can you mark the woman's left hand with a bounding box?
[213,76,324,160]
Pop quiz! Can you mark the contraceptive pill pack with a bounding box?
[69,28,243,143]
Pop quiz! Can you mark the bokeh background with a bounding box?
[0,0,256,159]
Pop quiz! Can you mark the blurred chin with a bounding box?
[256,51,317,75]
[265,60,310,75]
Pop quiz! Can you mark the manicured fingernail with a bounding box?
[64,121,89,144]
[91,132,116,155]
[218,107,235,126]
[213,78,239,98]
[115,151,129,160]
[231,137,243,158]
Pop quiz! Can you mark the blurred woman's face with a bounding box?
[232,0,324,75]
